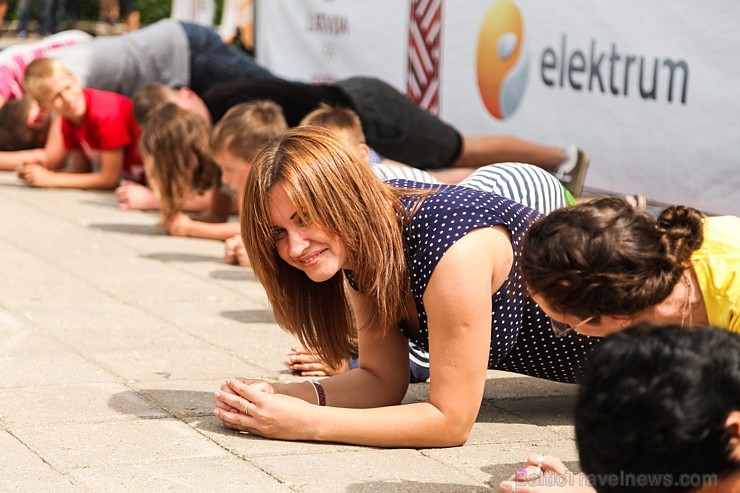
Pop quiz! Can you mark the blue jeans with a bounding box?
[17,0,35,33]
[39,0,62,34]
[181,21,278,95]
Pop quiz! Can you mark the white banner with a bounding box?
[256,0,408,84]
[256,0,740,215]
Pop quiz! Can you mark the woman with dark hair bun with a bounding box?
[521,197,740,336]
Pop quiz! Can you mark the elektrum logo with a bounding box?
[476,0,530,120]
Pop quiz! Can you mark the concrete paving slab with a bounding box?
[14,302,174,332]
[0,349,116,389]
[85,220,167,244]
[139,298,271,330]
[89,343,263,383]
[102,278,245,305]
[423,440,580,487]
[143,248,241,280]
[251,449,488,492]
[466,406,567,446]
[47,253,196,286]
[0,280,117,307]
[0,431,79,492]
[481,373,578,400]
[401,373,578,402]
[189,416,367,458]
[134,380,228,418]
[69,456,292,493]
[0,383,166,426]
[492,395,578,427]
[0,311,38,339]
[178,320,297,374]
[13,419,230,471]
[0,242,85,285]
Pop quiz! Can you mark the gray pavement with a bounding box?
[0,171,580,492]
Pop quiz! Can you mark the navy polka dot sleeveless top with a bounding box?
[388,181,596,383]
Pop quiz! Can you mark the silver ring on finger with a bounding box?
[537,453,544,474]
[244,401,251,416]
[511,482,517,493]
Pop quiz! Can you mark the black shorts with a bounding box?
[335,77,462,169]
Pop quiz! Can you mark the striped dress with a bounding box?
[372,162,569,215]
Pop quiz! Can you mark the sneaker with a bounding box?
[622,193,647,210]
[16,30,28,39]
[557,148,590,198]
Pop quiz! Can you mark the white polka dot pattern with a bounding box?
[395,180,596,383]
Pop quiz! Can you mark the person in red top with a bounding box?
[60,88,145,184]
[17,57,144,190]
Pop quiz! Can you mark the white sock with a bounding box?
[556,144,578,175]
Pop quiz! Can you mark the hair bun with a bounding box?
[657,206,704,265]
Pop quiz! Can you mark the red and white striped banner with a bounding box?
[407,0,444,114]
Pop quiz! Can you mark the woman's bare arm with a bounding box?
[214,226,512,447]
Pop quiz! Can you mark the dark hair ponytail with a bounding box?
[657,205,704,267]
[521,198,705,319]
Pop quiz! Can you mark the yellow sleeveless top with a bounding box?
[691,216,740,333]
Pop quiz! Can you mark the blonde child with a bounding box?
[18,58,143,190]
[300,104,571,214]
[208,101,289,263]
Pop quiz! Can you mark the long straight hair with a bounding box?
[241,126,416,367]
[139,103,220,223]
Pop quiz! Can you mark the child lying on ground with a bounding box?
[17,58,143,189]
[139,100,287,241]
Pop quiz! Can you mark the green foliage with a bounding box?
[5,0,225,25]
[137,0,173,24]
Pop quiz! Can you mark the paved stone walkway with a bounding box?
[0,172,579,492]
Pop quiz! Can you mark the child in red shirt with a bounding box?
[18,57,144,189]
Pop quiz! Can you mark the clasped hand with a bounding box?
[18,163,54,187]
[213,378,317,441]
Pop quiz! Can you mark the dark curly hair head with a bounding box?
[575,324,740,492]
[521,197,704,320]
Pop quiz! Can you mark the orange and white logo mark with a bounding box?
[476,0,530,120]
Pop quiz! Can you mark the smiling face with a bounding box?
[530,292,628,338]
[267,183,350,282]
[38,71,86,123]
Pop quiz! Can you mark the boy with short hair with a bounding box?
[500,325,740,493]
[0,97,54,156]
[300,104,572,213]
[299,103,444,183]
[210,101,289,265]
[210,100,289,198]
[19,58,143,190]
